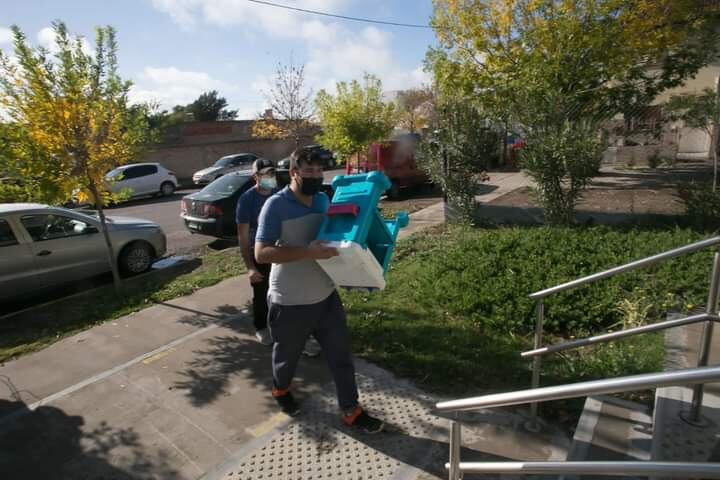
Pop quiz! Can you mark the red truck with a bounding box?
[345,134,430,199]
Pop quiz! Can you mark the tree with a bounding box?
[0,21,151,295]
[252,58,315,146]
[667,87,720,191]
[428,0,720,224]
[315,74,396,164]
[396,87,434,134]
[187,90,237,122]
[419,97,493,224]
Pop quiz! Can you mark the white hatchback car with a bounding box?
[106,163,178,200]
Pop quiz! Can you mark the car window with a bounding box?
[0,219,18,247]
[21,215,94,242]
[136,165,158,177]
[119,166,140,180]
[214,157,234,168]
[201,175,251,195]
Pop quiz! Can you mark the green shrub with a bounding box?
[678,181,720,231]
[344,226,704,394]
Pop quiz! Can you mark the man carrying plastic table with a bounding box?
[254,146,384,433]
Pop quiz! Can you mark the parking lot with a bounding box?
[106,168,348,256]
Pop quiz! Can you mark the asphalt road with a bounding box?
[105,169,347,257]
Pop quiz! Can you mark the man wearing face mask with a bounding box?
[236,158,279,345]
[254,146,384,433]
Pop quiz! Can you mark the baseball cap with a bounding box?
[252,158,275,175]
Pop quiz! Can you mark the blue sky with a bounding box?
[1,0,436,119]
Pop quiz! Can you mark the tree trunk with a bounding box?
[89,181,123,297]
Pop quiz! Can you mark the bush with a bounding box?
[418,98,495,224]
[520,121,603,225]
[344,226,705,394]
[678,181,720,230]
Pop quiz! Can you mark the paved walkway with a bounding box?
[0,170,567,479]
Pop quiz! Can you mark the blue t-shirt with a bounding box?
[235,186,277,246]
[256,186,335,306]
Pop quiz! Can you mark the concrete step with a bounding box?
[648,319,720,480]
[652,385,720,464]
[563,395,652,480]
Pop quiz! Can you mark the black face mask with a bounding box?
[300,176,323,196]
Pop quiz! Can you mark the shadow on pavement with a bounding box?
[173,304,331,410]
[0,397,179,479]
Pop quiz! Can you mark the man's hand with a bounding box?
[248,268,265,284]
[307,240,339,260]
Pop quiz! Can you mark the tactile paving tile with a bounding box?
[220,364,452,480]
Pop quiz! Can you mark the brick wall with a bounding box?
[140,121,320,185]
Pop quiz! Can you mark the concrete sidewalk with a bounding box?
[0,272,569,479]
[0,174,567,479]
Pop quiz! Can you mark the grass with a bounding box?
[343,225,708,414]
[0,247,245,363]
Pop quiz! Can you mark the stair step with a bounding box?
[651,320,720,466]
[564,395,652,480]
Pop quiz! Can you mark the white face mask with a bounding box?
[259,177,277,190]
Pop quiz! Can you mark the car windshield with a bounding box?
[58,207,106,223]
[213,156,237,168]
[202,174,250,195]
[106,168,124,179]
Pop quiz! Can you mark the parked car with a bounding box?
[181,171,255,238]
[347,134,430,199]
[0,203,167,302]
[276,145,337,170]
[106,163,178,199]
[192,153,261,185]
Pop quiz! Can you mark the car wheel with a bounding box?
[119,241,155,276]
[387,182,401,200]
[160,181,175,196]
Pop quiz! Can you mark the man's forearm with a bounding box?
[237,225,255,270]
[255,244,309,264]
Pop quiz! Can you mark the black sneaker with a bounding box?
[344,408,384,434]
[274,392,300,417]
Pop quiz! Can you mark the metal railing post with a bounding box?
[690,252,720,422]
[528,299,544,430]
[449,421,462,480]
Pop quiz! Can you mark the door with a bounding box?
[0,217,40,301]
[113,165,142,197]
[19,213,108,289]
[136,164,160,194]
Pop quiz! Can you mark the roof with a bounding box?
[0,203,48,213]
[113,162,160,169]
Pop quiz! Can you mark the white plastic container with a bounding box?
[316,240,386,290]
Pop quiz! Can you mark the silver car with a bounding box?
[0,203,167,302]
[192,153,260,185]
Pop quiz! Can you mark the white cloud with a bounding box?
[37,26,94,55]
[149,0,430,109]
[0,27,13,45]
[129,65,241,109]
[152,0,349,33]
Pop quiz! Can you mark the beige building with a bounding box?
[606,62,720,166]
[141,121,319,185]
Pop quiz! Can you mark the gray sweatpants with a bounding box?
[267,291,359,411]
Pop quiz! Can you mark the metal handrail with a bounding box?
[526,238,720,425]
[436,365,720,412]
[529,236,720,300]
[440,366,720,480]
[448,461,720,478]
[521,313,720,358]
